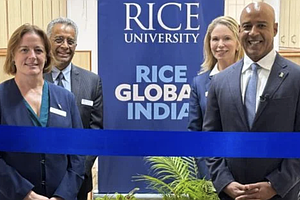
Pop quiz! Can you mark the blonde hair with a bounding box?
[201,16,243,73]
[4,24,53,75]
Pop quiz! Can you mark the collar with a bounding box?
[209,63,220,77]
[242,49,276,73]
[52,63,72,83]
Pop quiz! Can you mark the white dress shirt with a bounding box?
[51,63,72,92]
[209,63,220,77]
[241,49,276,111]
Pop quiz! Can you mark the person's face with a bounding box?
[210,24,238,64]
[50,24,77,70]
[239,4,278,62]
[14,32,46,77]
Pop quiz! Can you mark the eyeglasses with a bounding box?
[53,36,76,47]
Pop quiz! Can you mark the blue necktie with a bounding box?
[245,63,260,128]
[56,72,64,88]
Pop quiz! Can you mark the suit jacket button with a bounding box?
[41,181,45,185]
[40,159,45,164]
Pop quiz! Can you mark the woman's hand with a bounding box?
[23,191,49,200]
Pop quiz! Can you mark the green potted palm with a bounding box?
[134,156,219,200]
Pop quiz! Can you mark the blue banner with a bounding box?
[98,0,224,193]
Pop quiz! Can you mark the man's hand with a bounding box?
[50,197,64,200]
[235,182,276,200]
[23,191,49,200]
[224,181,258,199]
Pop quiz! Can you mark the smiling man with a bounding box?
[203,2,300,200]
[44,17,103,200]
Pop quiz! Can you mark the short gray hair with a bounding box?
[47,17,79,41]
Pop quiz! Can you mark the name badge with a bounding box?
[50,107,67,117]
[81,99,94,106]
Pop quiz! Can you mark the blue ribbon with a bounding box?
[0,125,298,158]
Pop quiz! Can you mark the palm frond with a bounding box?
[134,156,220,200]
[181,157,199,179]
[133,174,174,195]
[146,157,191,181]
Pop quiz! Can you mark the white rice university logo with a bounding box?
[124,2,200,31]
[124,2,201,43]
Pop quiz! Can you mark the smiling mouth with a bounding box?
[248,40,262,45]
[25,63,38,66]
[57,52,70,57]
[216,50,228,54]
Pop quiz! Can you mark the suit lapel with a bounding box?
[205,71,211,93]
[8,79,34,126]
[44,72,54,83]
[255,54,289,122]
[227,60,249,128]
[70,64,81,100]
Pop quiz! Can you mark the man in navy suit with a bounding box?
[203,2,300,200]
[44,17,103,200]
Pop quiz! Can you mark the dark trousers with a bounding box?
[77,177,90,200]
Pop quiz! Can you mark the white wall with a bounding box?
[263,0,280,51]
[67,0,98,74]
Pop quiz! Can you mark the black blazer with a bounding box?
[0,79,85,200]
[203,54,300,200]
[44,64,103,192]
